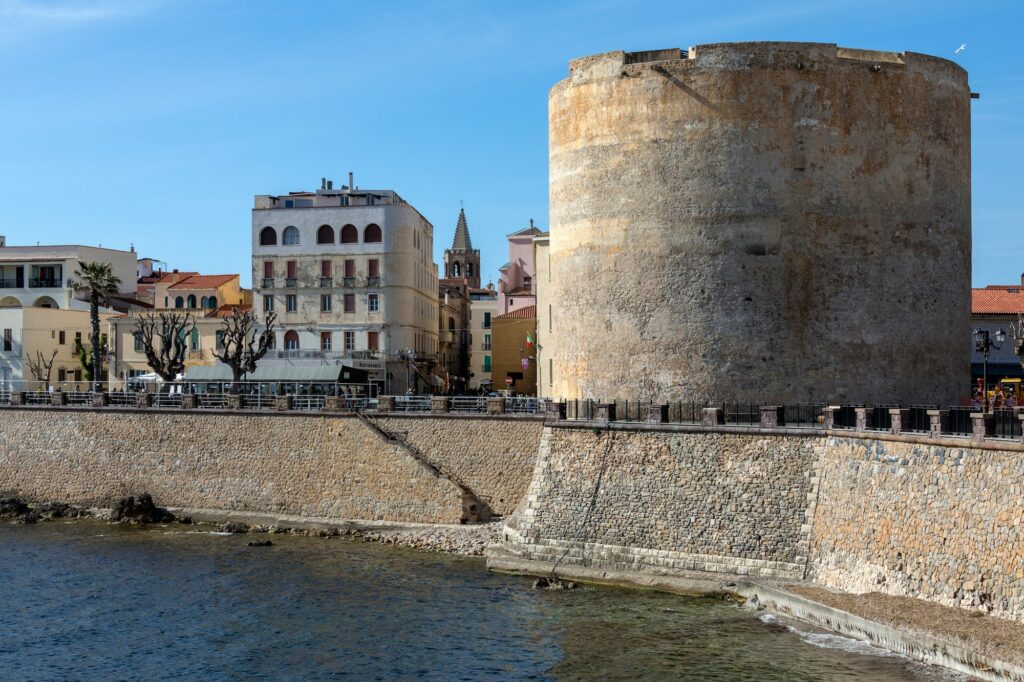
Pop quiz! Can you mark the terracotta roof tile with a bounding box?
[973,286,1024,315]
[208,304,252,318]
[496,305,536,320]
[169,274,238,290]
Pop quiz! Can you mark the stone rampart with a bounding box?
[502,422,1024,621]
[0,409,542,526]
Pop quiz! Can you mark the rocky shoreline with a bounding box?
[1,495,501,557]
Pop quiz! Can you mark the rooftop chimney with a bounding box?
[348,172,354,191]
[0,235,6,247]
[327,179,333,190]
[321,177,327,190]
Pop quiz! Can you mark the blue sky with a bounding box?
[0,0,1020,288]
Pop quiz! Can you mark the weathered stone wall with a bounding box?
[0,410,542,525]
[809,436,1024,621]
[549,43,971,404]
[374,415,544,517]
[503,424,1024,620]
[504,425,821,580]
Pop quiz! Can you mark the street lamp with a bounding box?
[396,348,417,394]
[974,327,1006,410]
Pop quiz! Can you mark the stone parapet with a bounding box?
[971,412,993,444]
[822,406,840,429]
[647,404,668,425]
[226,394,243,410]
[92,392,109,408]
[928,409,949,438]
[594,403,616,423]
[9,392,26,406]
[701,407,723,427]
[377,396,395,413]
[181,394,198,410]
[760,406,785,429]
[430,396,449,414]
[50,391,67,407]
[136,393,153,408]
[486,397,505,415]
[545,401,566,421]
[889,408,910,435]
[855,407,872,432]
[275,395,293,412]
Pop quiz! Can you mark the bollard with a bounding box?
[486,397,505,415]
[226,394,244,410]
[545,401,567,421]
[971,412,994,444]
[927,409,949,438]
[92,392,109,408]
[594,403,616,423]
[822,406,840,429]
[377,396,396,413]
[647,404,668,425]
[136,392,153,408]
[760,406,785,429]
[889,408,910,435]
[855,407,873,432]
[430,396,449,414]
[702,407,723,427]
[275,395,293,412]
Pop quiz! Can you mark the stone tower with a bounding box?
[548,43,972,406]
[444,208,481,288]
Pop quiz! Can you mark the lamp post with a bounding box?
[396,348,417,394]
[974,327,1006,411]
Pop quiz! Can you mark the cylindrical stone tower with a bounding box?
[549,43,971,405]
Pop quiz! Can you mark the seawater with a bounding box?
[0,521,964,681]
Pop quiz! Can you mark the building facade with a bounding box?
[491,305,537,395]
[0,307,116,389]
[251,177,438,394]
[532,232,552,398]
[0,242,139,311]
[971,276,1024,390]
[468,285,498,391]
[497,221,543,315]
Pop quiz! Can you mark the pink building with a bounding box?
[498,220,544,315]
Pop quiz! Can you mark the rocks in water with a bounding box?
[532,576,577,590]
[1,497,88,524]
[109,493,175,524]
[220,521,250,534]
[247,539,273,547]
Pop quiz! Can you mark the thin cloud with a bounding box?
[0,0,163,44]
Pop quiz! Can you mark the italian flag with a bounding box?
[525,332,534,349]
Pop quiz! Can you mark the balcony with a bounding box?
[29,278,62,288]
[272,349,386,360]
[319,277,333,287]
[342,277,356,287]
[0,279,24,289]
[366,276,381,287]
[285,278,298,288]
[261,278,275,288]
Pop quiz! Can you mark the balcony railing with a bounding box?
[29,278,62,288]
[273,349,387,360]
[319,277,333,287]
[261,278,275,288]
[0,279,24,289]
[285,278,298,288]
[366,276,381,287]
[342,277,356,287]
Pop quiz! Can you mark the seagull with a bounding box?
[955,44,967,54]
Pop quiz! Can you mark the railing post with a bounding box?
[181,394,198,410]
[759,405,785,429]
[545,401,567,421]
[855,406,872,432]
[377,395,395,413]
[594,402,616,424]
[971,412,994,444]
[889,408,910,435]
[226,394,243,410]
[10,391,26,406]
[1018,412,1024,444]
[485,397,505,415]
[647,404,668,424]
[50,391,67,407]
[927,409,948,438]
[92,392,109,408]
[275,395,293,412]
[701,407,723,427]
[430,396,449,414]
[822,406,839,429]
[136,392,153,409]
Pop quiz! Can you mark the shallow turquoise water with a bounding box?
[0,521,962,680]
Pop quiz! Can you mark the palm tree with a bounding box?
[73,261,122,391]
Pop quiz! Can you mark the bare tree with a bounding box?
[132,312,197,383]
[212,309,277,391]
[26,350,58,389]
[1011,313,1024,369]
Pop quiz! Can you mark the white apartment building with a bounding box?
[251,176,439,393]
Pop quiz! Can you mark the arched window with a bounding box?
[174,296,184,309]
[452,261,461,277]
[284,330,299,350]
[200,296,208,308]
[208,296,217,309]
[259,227,277,246]
[187,294,197,309]
[340,224,358,244]
[190,328,200,351]
[316,225,334,244]
[364,223,382,243]
[467,263,474,277]
[282,226,300,245]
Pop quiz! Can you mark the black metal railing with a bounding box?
[947,407,974,436]
[993,410,1023,440]
[783,403,826,428]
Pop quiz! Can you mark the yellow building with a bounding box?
[152,273,249,312]
[491,305,537,395]
[0,307,116,389]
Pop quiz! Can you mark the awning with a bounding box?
[184,365,347,382]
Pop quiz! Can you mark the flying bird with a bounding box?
[955,44,967,54]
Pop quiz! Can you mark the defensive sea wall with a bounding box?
[0,408,543,525]
[500,421,1024,622]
